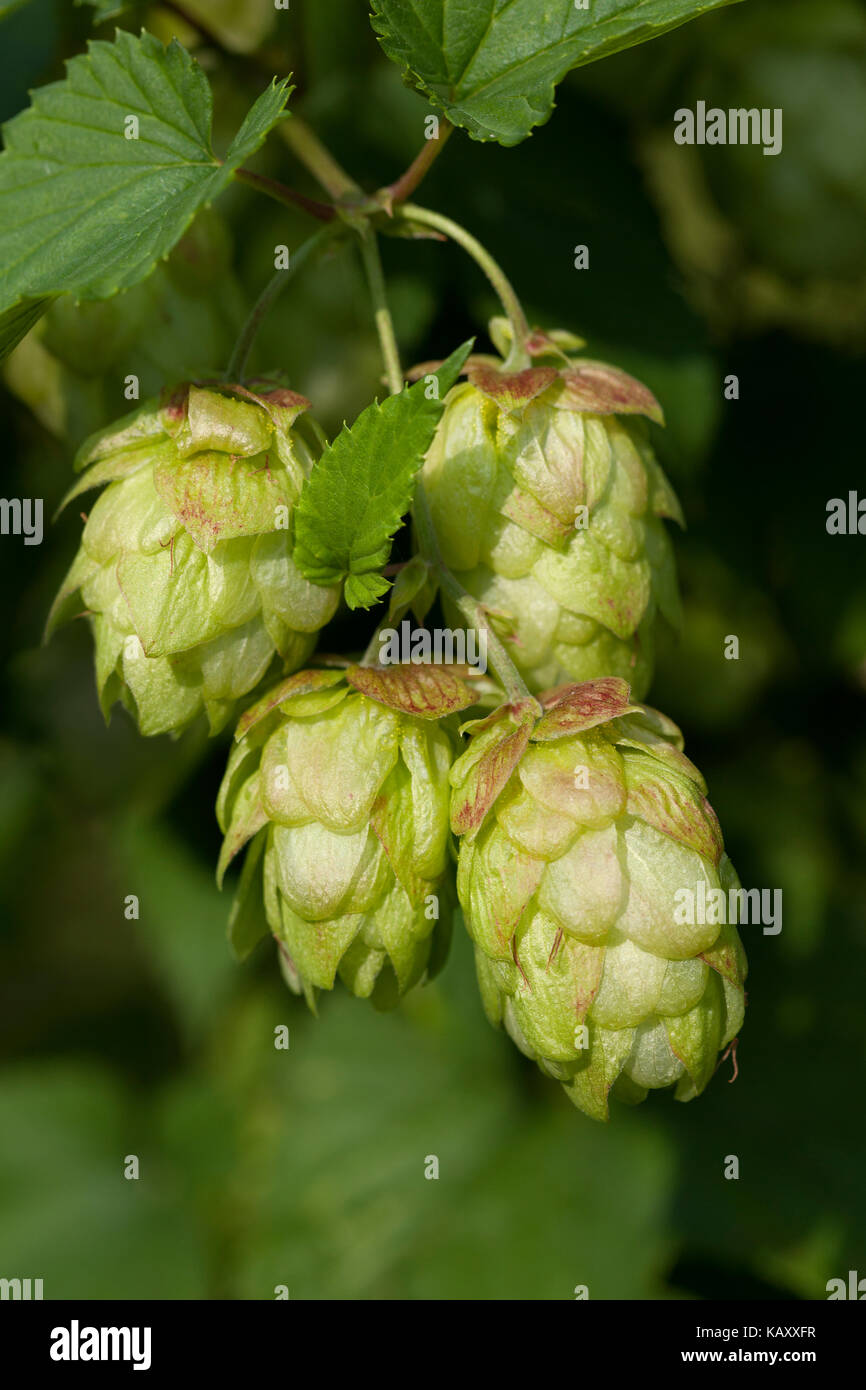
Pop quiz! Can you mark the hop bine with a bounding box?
[451,677,747,1120]
[47,381,339,736]
[420,319,683,698]
[217,663,479,1010]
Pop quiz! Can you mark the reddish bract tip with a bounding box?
[558,362,664,423]
[466,363,558,412]
[345,663,475,719]
[451,710,535,838]
[534,677,638,739]
[160,385,189,423]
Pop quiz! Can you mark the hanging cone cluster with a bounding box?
[40,284,748,1120]
[420,319,683,698]
[217,664,477,1010]
[450,678,747,1119]
[47,381,339,736]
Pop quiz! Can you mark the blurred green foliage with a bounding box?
[0,0,864,1300]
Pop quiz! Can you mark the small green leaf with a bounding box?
[225,79,292,167]
[371,0,742,146]
[293,341,473,610]
[345,570,392,610]
[0,29,291,360]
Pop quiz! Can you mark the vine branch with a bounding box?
[384,119,453,206]
[226,224,340,382]
[395,204,531,369]
[234,168,336,221]
[280,118,361,200]
[357,226,404,397]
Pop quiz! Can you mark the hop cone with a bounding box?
[48,382,339,735]
[421,320,683,698]
[216,666,473,1009]
[451,679,747,1119]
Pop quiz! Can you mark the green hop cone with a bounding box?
[420,320,683,697]
[217,664,478,1009]
[451,678,747,1120]
[47,380,340,736]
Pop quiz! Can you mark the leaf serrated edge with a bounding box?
[0,36,292,358]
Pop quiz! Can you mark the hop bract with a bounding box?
[217,664,476,1009]
[451,678,747,1120]
[421,321,683,698]
[47,381,339,735]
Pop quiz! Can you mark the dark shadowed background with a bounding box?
[0,0,864,1299]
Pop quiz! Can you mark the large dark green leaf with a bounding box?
[0,29,290,359]
[371,0,742,145]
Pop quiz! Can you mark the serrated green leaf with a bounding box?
[345,570,392,610]
[0,29,291,361]
[370,0,742,146]
[293,340,473,611]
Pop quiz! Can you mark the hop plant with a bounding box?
[216,664,476,1010]
[5,15,759,1137]
[47,381,340,736]
[451,678,747,1120]
[421,320,683,698]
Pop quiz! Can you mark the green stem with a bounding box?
[280,117,361,200]
[358,226,404,396]
[234,167,336,221]
[361,612,396,667]
[226,225,338,382]
[413,483,533,707]
[354,223,406,668]
[385,119,453,206]
[396,203,531,369]
[360,564,422,667]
